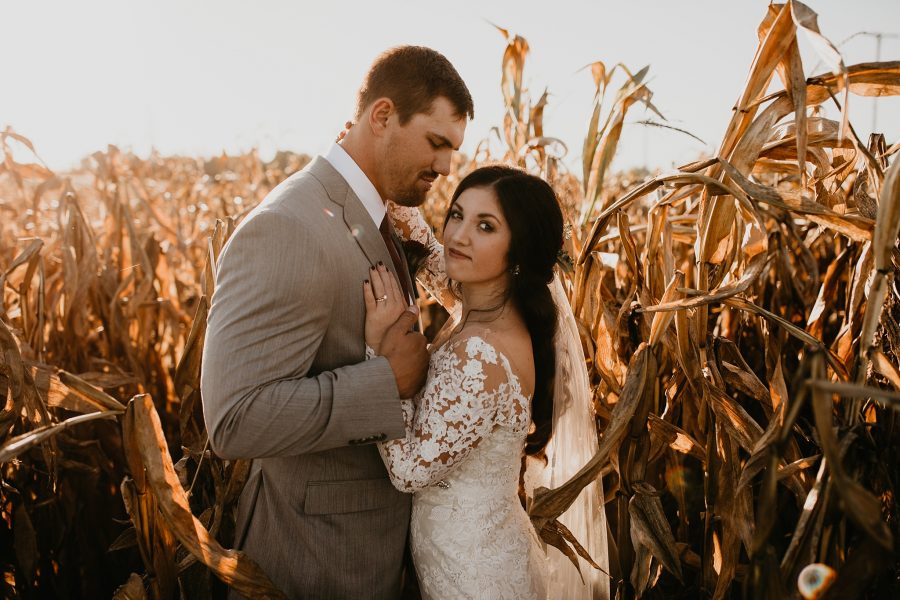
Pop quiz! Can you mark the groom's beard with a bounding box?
[387,170,438,207]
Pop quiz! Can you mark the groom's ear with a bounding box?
[368,98,395,135]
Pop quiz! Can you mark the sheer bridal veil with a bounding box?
[525,274,611,600]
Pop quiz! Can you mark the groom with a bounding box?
[201,46,473,598]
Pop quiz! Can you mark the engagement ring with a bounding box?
[375,295,388,303]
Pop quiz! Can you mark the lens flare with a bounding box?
[797,563,836,599]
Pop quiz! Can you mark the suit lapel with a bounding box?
[308,157,392,268]
[340,186,391,268]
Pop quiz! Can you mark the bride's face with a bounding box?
[443,187,512,286]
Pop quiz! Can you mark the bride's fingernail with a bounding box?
[364,280,369,285]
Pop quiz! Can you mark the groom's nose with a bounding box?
[433,149,452,177]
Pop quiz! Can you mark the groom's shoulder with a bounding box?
[264,163,325,206]
[259,157,342,216]
[228,169,349,256]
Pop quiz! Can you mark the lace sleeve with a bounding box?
[377,336,520,492]
[388,203,459,314]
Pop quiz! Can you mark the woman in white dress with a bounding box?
[363,165,573,599]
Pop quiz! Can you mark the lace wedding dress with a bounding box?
[379,334,548,598]
[376,204,547,598]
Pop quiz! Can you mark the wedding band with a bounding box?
[375,295,388,303]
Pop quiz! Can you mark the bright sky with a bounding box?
[2,0,898,174]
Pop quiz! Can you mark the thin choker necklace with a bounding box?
[459,300,509,326]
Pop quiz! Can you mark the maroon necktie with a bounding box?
[379,216,414,302]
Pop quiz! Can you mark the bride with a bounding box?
[363,165,609,599]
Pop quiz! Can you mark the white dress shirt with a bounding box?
[323,142,385,227]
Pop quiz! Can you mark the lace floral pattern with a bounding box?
[388,203,459,315]
[378,335,529,492]
[378,336,546,599]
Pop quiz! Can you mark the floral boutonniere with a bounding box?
[401,239,430,278]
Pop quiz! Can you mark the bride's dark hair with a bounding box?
[444,165,563,456]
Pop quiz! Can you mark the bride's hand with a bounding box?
[335,120,353,143]
[363,263,407,354]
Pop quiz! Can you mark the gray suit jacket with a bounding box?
[201,157,411,598]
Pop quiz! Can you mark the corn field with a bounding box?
[2,2,899,598]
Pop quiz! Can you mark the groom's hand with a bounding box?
[381,307,428,399]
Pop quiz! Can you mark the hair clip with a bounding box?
[556,248,574,274]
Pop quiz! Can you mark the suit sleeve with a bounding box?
[201,208,405,459]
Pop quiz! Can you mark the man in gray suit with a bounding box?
[201,46,473,598]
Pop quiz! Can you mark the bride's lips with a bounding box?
[447,247,470,260]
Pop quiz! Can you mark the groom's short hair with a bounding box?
[355,46,474,125]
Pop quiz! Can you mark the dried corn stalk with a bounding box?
[1,2,898,598]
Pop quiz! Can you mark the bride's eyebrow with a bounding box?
[453,203,501,222]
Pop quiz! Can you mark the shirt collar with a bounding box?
[323,143,385,227]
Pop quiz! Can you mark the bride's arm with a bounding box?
[388,202,459,315]
[377,336,512,492]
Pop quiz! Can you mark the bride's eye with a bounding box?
[478,221,494,233]
[449,209,463,220]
